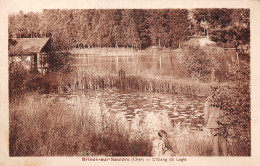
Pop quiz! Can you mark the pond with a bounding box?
[52,50,236,140]
[71,51,236,80]
[63,51,236,138]
[48,88,208,140]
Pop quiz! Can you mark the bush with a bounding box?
[177,41,220,81]
[47,50,72,73]
[209,58,250,155]
[9,60,34,98]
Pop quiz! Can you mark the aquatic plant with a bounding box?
[56,69,211,98]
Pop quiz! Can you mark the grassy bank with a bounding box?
[9,92,215,156]
[9,93,151,156]
[9,91,247,156]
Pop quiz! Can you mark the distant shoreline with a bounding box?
[69,47,182,56]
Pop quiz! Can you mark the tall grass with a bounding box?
[52,68,211,98]
[166,125,249,156]
[9,93,151,156]
[10,91,247,156]
[168,127,212,156]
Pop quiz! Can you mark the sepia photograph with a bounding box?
[1,0,260,165]
[8,8,251,157]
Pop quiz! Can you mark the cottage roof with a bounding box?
[9,38,50,55]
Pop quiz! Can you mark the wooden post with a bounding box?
[235,40,240,66]
[116,55,119,72]
[160,54,162,70]
[37,53,40,73]
[236,52,240,66]
[41,53,43,74]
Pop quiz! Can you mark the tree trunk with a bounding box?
[235,40,240,66]
[236,52,240,66]
[115,40,118,49]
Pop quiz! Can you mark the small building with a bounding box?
[8,38,51,74]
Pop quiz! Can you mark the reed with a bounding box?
[9,92,151,156]
[54,68,211,98]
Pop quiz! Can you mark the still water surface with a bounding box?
[62,51,236,138]
[48,88,207,139]
[72,51,236,79]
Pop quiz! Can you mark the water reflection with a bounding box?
[72,54,188,78]
[72,52,236,79]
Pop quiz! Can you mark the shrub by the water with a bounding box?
[47,50,72,73]
[177,40,250,156]
[209,58,250,156]
[178,41,220,82]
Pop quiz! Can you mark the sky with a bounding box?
[8,8,43,14]
[5,0,45,14]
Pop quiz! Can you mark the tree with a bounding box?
[209,58,250,155]
[192,9,209,36]
[177,41,220,81]
[94,10,114,47]
[121,9,132,47]
[90,10,101,47]
[8,14,17,38]
[148,9,170,47]
[11,9,246,50]
[16,11,27,38]
[25,12,40,38]
[80,10,94,48]
[126,18,141,49]
[111,10,125,48]
[169,9,190,48]
[133,9,151,49]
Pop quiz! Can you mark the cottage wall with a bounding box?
[10,55,33,70]
[37,53,48,74]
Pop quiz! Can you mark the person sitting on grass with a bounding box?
[151,130,174,156]
[204,86,228,156]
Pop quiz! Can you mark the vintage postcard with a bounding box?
[1,0,260,166]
